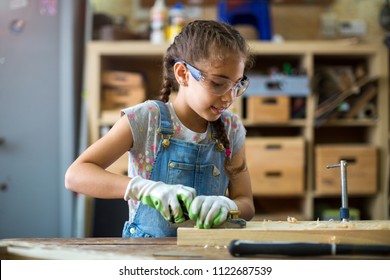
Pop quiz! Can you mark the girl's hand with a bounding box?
[188,195,238,229]
[124,176,196,223]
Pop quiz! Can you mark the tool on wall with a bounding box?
[326,160,350,221]
[380,0,390,32]
[380,0,390,47]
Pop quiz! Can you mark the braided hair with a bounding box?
[160,20,253,176]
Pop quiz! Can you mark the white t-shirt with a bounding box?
[121,100,246,220]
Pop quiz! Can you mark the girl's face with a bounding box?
[183,54,246,123]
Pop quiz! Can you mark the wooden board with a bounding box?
[2,236,389,260]
[177,220,390,247]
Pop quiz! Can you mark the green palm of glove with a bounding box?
[188,196,238,229]
[125,176,196,223]
[140,186,193,223]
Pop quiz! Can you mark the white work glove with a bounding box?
[124,176,196,223]
[188,196,238,229]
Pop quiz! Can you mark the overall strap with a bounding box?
[151,100,174,148]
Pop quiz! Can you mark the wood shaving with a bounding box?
[336,221,356,229]
[336,223,349,228]
[373,224,390,230]
[262,219,273,226]
[329,236,337,242]
[287,216,298,223]
[314,222,329,228]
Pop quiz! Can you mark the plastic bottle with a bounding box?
[167,3,186,43]
[187,0,203,20]
[150,0,168,44]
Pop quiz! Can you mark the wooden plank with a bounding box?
[177,220,390,246]
[344,84,377,118]
[0,238,233,260]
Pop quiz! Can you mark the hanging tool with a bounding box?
[380,0,390,32]
[326,160,350,221]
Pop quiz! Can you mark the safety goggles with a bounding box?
[174,59,250,97]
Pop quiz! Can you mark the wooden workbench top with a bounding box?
[0,238,234,260]
[1,235,389,260]
[2,220,390,260]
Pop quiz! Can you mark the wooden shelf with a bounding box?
[319,119,378,127]
[243,119,307,127]
[85,40,389,224]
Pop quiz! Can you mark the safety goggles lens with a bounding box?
[174,59,249,97]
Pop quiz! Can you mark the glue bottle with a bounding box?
[150,0,168,44]
[167,2,186,43]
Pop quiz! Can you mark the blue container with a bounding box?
[217,0,273,41]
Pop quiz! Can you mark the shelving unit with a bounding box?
[85,40,389,225]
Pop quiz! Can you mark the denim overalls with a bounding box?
[122,101,229,238]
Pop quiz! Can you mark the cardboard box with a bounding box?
[101,86,145,110]
[102,71,144,87]
[246,137,305,195]
[246,96,290,122]
[315,145,377,195]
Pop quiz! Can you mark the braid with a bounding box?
[212,118,230,152]
[212,118,247,177]
[160,49,176,102]
[160,77,172,103]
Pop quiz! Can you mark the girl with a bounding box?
[65,20,255,238]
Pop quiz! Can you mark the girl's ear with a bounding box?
[173,61,188,86]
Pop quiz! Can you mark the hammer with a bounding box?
[326,160,350,221]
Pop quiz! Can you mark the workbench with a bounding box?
[1,237,389,260]
[2,220,390,260]
[0,238,226,260]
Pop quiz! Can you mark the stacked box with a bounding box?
[315,145,377,195]
[102,71,144,87]
[246,96,290,122]
[101,70,146,110]
[246,137,305,195]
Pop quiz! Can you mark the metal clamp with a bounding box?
[326,160,350,221]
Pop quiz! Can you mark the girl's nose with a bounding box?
[221,87,235,102]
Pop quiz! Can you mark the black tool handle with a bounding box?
[228,240,390,257]
[336,244,390,255]
[229,240,331,256]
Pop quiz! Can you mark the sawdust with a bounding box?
[373,224,390,230]
[336,223,350,228]
[203,244,227,250]
[287,216,298,223]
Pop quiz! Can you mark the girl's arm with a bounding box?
[64,115,133,199]
[228,144,255,221]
